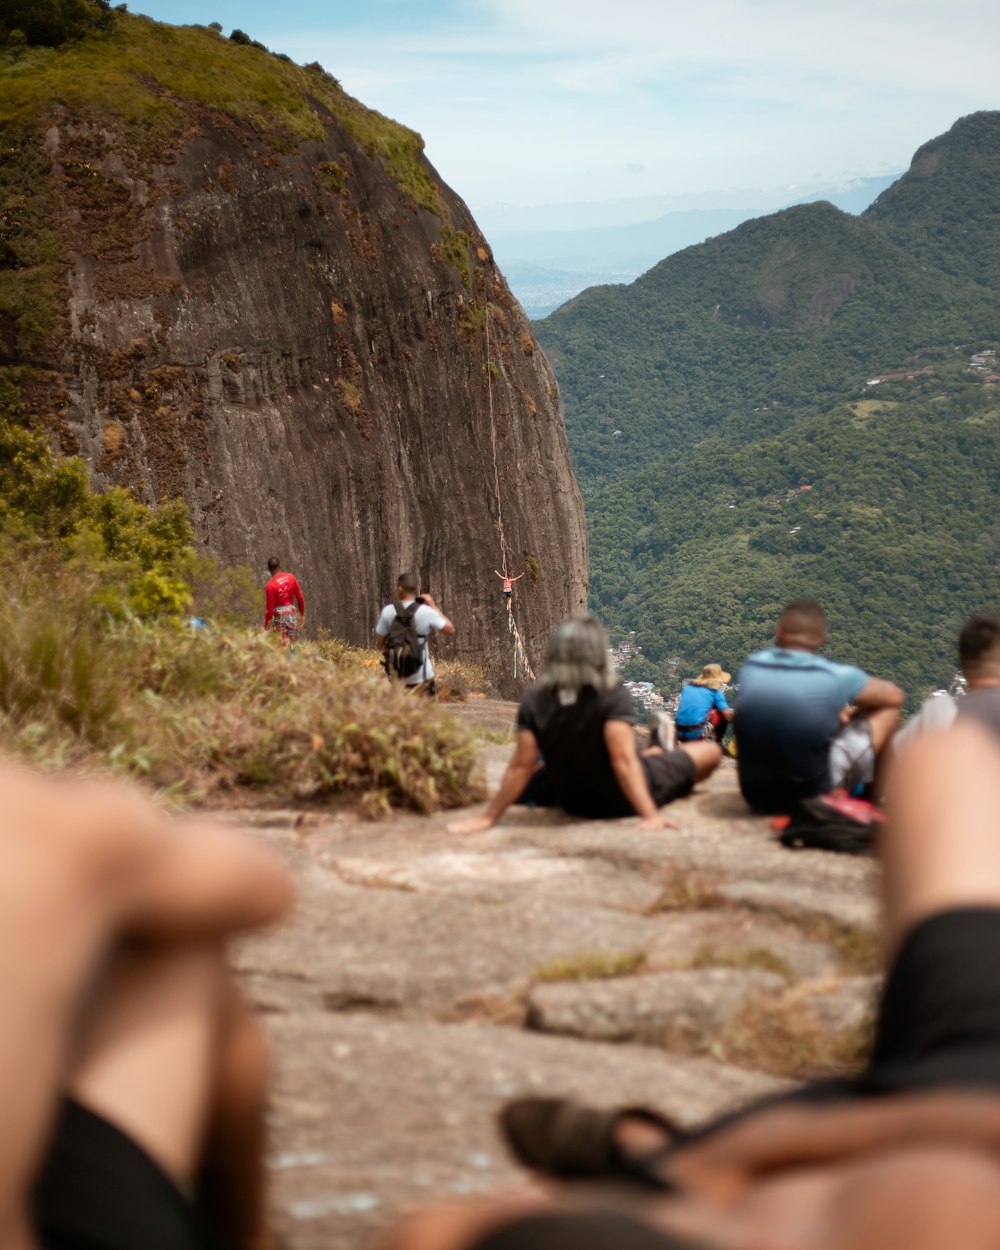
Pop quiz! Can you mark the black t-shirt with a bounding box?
[516,683,637,818]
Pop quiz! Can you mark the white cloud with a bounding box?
[254,0,1000,211]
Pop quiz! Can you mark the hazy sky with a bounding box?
[131,1,1000,220]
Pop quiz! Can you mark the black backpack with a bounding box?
[778,792,881,856]
[383,600,425,680]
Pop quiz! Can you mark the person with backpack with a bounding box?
[375,571,455,696]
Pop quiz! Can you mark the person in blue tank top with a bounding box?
[734,598,904,813]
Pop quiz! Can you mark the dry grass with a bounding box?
[443,992,527,1027]
[696,993,874,1080]
[0,586,484,812]
[533,949,647,984]
[687,943,798,983]
[789,915,881,975]
[647,865,725,913]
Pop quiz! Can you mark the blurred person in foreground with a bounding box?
[0,758,293,1250]
[384,719,1000,1250]
[448,617,721,835]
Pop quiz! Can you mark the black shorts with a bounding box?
[641,749,696,808]
[33,1099,227,1250]
[859,907,1000,1093]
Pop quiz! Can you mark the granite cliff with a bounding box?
[1,12,587,692]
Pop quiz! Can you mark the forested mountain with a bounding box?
[535,112,1000,700]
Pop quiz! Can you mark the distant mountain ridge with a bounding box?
[486,176,899,317]
[535,112,1000,700]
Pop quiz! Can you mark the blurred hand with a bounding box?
[638,810,682,832]
[446,813,495,835]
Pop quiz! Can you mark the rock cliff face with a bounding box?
[12,18,587,693]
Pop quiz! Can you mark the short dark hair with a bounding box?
[959,612,1000,675]
[780,598,826,630]
[397,570,419,594]
[267,557,280,573]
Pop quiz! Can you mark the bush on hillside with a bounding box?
[0,566,482,811]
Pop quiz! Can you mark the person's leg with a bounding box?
[677,741,722,784]
[867,705,901,804]
[882,722,1000,958]
[64,941,273,1250]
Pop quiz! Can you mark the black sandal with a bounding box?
[498,1098,686,1191]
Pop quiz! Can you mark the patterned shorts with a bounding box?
[270,605,298,641]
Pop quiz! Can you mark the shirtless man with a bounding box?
[0,759,293,1250]
[382,720,1000,1250]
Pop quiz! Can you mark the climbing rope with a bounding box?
[483,304,535,682]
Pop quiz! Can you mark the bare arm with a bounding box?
[854,676,906,711]
[447,729,539,834]
[0,764,293,1238]
[119,819,295,941]
[420,593,456,637]
[604,720,679,831]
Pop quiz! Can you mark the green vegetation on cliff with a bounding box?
[0,5,441,363]
[537,113,1000,700]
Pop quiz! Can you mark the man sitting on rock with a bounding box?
[447,616,721,835]
[734,598,904,812]
[383,720,1000,1250]
[897,611,1000,746]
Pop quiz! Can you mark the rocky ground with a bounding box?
[226,699,881,1250]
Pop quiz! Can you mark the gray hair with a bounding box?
[536,616,618,704]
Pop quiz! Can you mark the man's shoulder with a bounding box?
[414,602,447,629]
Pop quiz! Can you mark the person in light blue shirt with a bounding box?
[735,598,904,812]
[675,663,734,743]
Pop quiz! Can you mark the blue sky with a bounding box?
[131,1,1000,225]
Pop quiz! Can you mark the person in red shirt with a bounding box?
[263,557,305,646]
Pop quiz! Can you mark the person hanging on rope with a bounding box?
[494,569,525,600]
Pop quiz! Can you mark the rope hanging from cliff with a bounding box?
[483,303,535,682]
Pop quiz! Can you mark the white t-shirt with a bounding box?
[375,599,448,685]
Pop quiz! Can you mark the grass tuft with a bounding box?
[686,943,798,982]
[647,865,724,912]
[533,949,646,984]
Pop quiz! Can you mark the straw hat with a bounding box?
[690,662,731,690]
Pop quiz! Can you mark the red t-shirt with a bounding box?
[264,572,304,628]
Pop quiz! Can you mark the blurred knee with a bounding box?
[685,742,723,781]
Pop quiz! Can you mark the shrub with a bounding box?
[0,578,484,811]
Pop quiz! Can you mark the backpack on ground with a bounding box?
[774,789,884,856]
[383,600,424,680]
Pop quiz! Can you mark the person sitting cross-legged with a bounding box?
[447,616,721,835]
